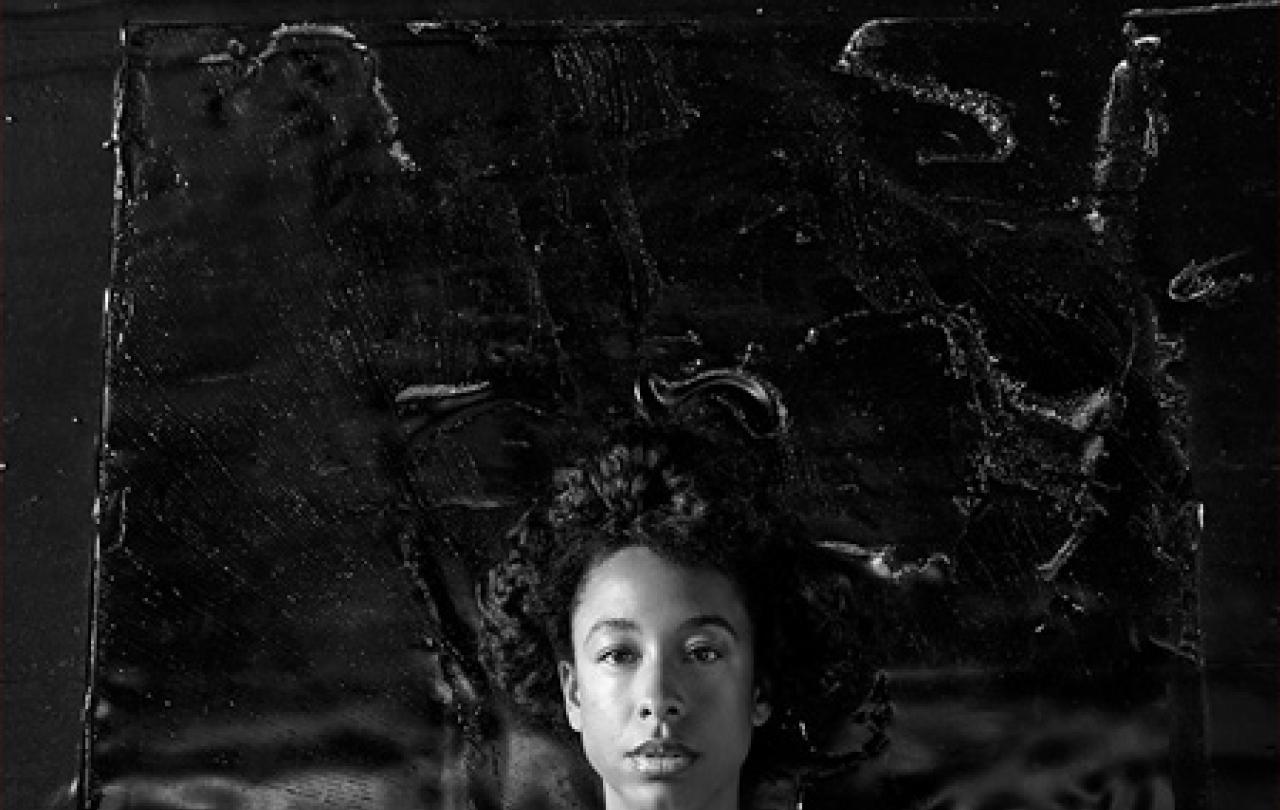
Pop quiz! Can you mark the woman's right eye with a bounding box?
[597,647,640,666]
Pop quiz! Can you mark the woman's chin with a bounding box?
[605,774,738,810]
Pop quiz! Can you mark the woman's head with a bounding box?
[482,426,791,809]
[563,544,769,810]
[480,418,888,808]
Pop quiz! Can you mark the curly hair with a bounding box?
[477,419,891,780]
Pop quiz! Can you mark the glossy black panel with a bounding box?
[85,10,1275,810]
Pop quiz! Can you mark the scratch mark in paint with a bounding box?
[834,21,1017,165]
[197,24,418,173]
[1168,247,1254,304]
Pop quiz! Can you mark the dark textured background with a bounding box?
[3,3,1275,810]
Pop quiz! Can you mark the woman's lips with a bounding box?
[626,741,699,777]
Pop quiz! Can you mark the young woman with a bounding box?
[479,373,891,810]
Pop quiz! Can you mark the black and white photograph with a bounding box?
[3,3,1275,810]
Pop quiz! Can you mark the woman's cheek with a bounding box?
[587,670,629,713]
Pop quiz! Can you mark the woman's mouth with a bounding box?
[626,741,699,777]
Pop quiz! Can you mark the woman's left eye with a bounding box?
[686,645,723,664]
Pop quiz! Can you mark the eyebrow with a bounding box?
[585,618,640,641]
[682,614,740,640]
[583,615,740,642]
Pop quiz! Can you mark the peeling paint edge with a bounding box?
[1125,0,1279,18]
[78,31,133,810]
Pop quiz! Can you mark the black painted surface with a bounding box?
[89,12,1230,810]
[2,4,1274,810]
[2,21,120,810]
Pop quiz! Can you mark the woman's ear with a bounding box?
[559,661,583,732]
[752,682,773,727]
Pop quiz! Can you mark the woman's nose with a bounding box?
[636,656,684,720]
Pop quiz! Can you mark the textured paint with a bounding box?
[83,10,1275,810]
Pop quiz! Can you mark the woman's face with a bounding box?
[559,546,771,810]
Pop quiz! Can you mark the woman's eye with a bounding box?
[687,645,723,664]
[598,647,639,666]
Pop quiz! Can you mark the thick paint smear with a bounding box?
[88,12,1274,810]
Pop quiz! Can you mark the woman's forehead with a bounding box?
[570,546,751,635]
